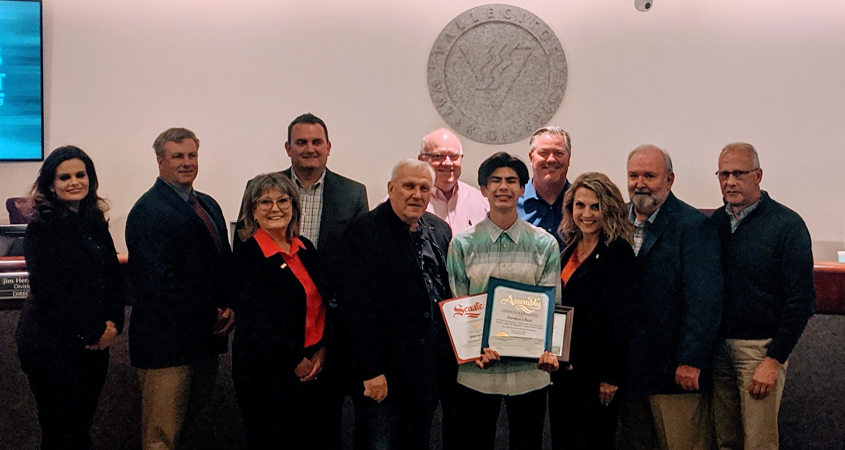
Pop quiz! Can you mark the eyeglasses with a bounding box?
[715,168,759,181]
[421,152,462,162]
[255,196,291,211]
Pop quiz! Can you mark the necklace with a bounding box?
[576,239,597,262]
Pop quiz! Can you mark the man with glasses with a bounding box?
[418,128,488,234]
[518,126,572,247]
[710,142,815,450]
[618,145,722,450]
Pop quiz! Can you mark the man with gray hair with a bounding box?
[710,142,815,450]
[338,159,454,449]
[518,126,572,247]
[618,145,723,450]
[418,128,488,234]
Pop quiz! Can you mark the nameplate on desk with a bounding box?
[0,272,29,300]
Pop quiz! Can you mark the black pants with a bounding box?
[17,345,109,450]
[234,373,338,450]
[352,392,437,450]
[549,370,621,450]
[446,384,548,450]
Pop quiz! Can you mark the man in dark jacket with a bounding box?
[618,145,723,450]
[339,159,453,450]
[711,142,815,450]
[235,113,368,449]
[126,128,235,450]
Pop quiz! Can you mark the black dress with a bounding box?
[16,207,125,450]
[549,237,638,450]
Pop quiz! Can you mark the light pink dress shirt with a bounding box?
[427,180,489,235]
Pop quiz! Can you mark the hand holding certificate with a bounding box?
[440,278,573,365]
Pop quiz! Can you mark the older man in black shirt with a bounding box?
[710,142,815,450]
[339,159,453,450]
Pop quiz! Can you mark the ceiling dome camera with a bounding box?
[635,0,653,12]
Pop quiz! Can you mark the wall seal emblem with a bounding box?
[427,4,567,144]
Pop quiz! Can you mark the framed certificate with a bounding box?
[481,277,556,360]
[551,305,574,362]
[439,294,487,364]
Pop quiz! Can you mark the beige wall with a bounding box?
[2,0,844,255]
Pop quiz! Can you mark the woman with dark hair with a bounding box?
[16,146,126,450]
[231,173,335,450]
[549,172,639,450]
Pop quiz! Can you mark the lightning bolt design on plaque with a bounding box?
[458,43,534,112]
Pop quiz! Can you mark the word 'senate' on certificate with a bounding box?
[439,294,487,364]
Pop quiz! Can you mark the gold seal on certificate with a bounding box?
[482,278,556,360]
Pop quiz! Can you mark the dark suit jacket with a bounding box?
[629,192,723,395]
[16,208,126,349]
[338,202,452,412]
[559,237,638,387]
[235,167,368,276]
[230,236,331,382]
[126,178,232,369]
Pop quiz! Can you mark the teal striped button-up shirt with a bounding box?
[447,217,561,395]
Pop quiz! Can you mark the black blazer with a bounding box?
[559,237,637,387]
[230,236,331,381]
[338,202,452,411]
[16,208,126,349]
[628,192,723,395]
[125,179,232,369]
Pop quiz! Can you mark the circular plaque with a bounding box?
[427,4,568,144]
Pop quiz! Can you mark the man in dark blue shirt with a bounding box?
[517,126,571,247]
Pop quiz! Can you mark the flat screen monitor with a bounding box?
[0,0,43,161]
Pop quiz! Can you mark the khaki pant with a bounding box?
[712,338,787,450]
[618,392,713,450]
[137,359,219,450]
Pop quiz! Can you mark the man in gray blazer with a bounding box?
[236,113,368,450]
[236,113,368,273]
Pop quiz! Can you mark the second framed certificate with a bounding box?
[481,277,556,360]
[551,305,574,362]
[439,294,487,364]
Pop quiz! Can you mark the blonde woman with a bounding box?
[550,172,639,450]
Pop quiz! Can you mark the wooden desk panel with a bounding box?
[2,256,844,314]
[812,262,845,315]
